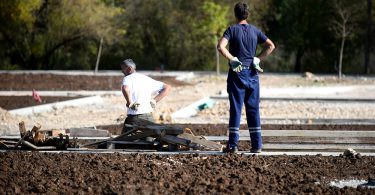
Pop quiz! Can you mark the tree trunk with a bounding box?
[294,47,303,73]
[364,0,372,74]
[339,37,345,79]
[94,37,103,74]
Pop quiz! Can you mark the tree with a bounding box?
[116,0,228,71]
[330,0,359,79]
[364,0,372,74]
[0,0,123,70]
[268,0,332,73]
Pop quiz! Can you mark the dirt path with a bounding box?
[1,152,374,194]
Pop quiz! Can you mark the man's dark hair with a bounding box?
[234,2,249,21]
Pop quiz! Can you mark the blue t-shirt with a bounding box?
[223,24,267,67]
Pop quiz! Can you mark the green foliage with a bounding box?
[0,0,123,70]
[107,0,229,70]
[0,0,373,73]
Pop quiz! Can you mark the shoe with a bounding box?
[223,146,238,153]
[250,148,262,153]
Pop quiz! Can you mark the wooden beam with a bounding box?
[177,133,223,151]
[160,135,191,146]
[262,143,375,151]
[18,121,26,137]
[68,128,109,137]
[0,141,8,149]
[22,141,56,150]
[108,140,153,145]
[262,137,375,144]
[31,124,42,133]
[237,130,375,138]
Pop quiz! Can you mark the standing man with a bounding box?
[217,2,275,153]
[120,59,171,133]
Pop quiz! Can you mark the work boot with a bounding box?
[223,146,238,153]
[250,148,262,153]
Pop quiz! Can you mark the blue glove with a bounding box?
[229,57,243,73]
[252,57,263,72]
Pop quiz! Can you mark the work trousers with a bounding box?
[227,68,262,150]
[122,113,155,134]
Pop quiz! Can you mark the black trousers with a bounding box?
[121,113,155,134]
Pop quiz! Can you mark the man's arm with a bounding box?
[121,85,132,107]
[217,37,234,60]
[257,39,275,60]
[154,84,171,102]
[217,37,243,72]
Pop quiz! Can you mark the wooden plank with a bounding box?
[108,140,152,145]
[238,130,375,137]
[177,133,223,151]
[205,129,375,141]
[0,140,18,144]
[211,95,375,102]
[160,135,191,146]
[124,117,184,135]
[261,118,375,125]
[262,137,375,144]
[68,128,109,137]
[115,131,161,141]
[22,141,56,150]
[14,131,32,148]
[31,124,42,133]
[140,125,183,135]
[262,143,375,151]
[0,141,8,149]
[18,121,26,137]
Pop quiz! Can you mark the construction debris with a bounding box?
[343,148,359,157]
[1,121,78,150]
[86,118,223,151]
[1,120,222,152]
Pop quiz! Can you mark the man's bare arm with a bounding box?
[154,84,171,102]
[257,39,275,61]
[217,38,234,60]
[121,85,132,107]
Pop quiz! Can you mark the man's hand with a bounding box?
[229,57,243,73]
[252,57,263,73]
[150,99,156,109]
[128,102,140,110]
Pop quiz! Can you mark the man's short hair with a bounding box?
[234,2,249,21]
[121,59,136,69]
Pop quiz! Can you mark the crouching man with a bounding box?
[120,59,171,133]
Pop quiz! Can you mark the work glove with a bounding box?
[229,57,243,73]
[252,57,263,73]
[150,99,156,109]
[129,102,140,110]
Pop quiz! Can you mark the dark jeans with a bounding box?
[121,113,155,134]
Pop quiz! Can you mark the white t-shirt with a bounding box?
[122,72,164,115]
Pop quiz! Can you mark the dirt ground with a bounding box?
[1,152,374,194]
[1,72,375,193]
[1,72,375,132]
[0,73,187,91]
[0,96,80,110]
